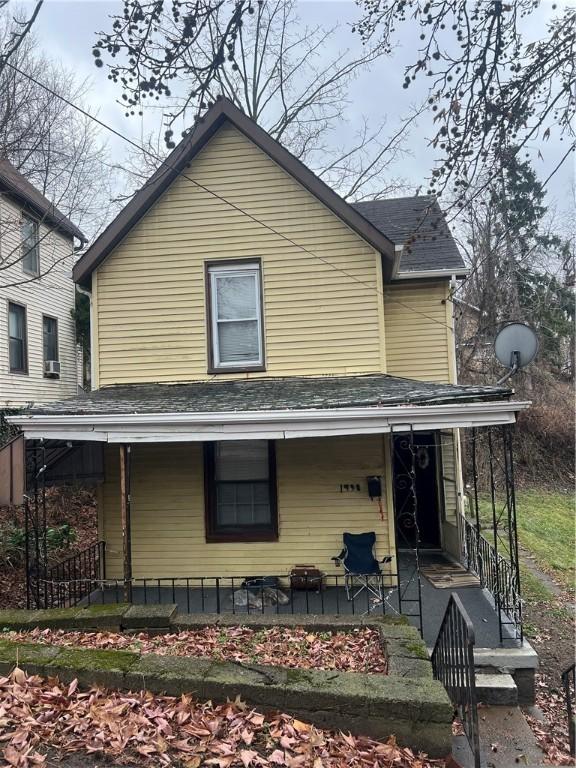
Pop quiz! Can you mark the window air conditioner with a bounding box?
[44,360,61,377]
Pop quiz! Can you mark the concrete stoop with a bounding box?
[474,642,539,705]
[475,673,518,706]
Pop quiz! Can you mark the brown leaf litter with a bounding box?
[4,626,387,674]
[0,667,445,767]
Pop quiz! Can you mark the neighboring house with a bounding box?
[10,99,528,630]
[0,160,86,408]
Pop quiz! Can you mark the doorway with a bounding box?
[392,431,442,549]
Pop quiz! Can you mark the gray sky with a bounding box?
[18,0,576,224]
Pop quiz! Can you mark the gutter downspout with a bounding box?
[76,284,94,391]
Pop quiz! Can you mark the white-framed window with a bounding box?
[207,261,264,370]
[21,214,40,275]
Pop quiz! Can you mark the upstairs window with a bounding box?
[8,302,27,373]
[204,440,278,542]
[21,214,40,275]
[207,261,264,372]
[43,315,59,362]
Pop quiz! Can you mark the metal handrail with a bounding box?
[431,592,480,768]
[460,513,522,641]
[42,540,106,608]
[562,662,576,758]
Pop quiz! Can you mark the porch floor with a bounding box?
[89,553,517,648]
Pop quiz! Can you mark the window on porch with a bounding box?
[204,440,278,542]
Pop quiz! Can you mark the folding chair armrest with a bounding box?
[331,549,346,564]
[380,555,393,564]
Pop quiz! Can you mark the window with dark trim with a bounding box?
[42,315,59,369]
[204,440,278,542]
[21,214,40,275]
[206,260,265,372]
[8,302,28,373]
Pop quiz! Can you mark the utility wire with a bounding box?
[5,60,457,334]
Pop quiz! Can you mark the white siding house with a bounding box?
[0,161,86,408]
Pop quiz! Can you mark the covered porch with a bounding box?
[8,373,529,648]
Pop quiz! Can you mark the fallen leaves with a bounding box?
[525,673,575,766]
[0,667,445,768]
[4,625,387,673]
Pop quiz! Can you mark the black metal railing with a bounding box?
[460,514,522,642]
[33,571,414,617]
[431,592,480,768]
[562,663,576,758]
[39,541,106,608]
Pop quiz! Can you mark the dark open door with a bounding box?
[392,431,441,549]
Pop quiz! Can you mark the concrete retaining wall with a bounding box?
[0,605,453,757]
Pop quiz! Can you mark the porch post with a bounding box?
[119,444,132,602]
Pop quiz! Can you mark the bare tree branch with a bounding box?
[116,0,415,200]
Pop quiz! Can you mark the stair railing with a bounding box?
[431,592,480,768]
[562,662,576,758]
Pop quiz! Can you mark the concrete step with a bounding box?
[451,705,545,767]
[475,673,518,706]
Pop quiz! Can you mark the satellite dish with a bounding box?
[494,322,539,383]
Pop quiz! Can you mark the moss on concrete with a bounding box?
[376,624,422,642]
[74,604,130,628]
[387,656,433,680]
[50,647,138,673]
[0,633,452,758]
[123,604,177,628]
[0,639,60,667]
[0,610,41,630]
[405,641,430,660]
[80,604,130,615]
[367,614,410,626]
[385,637,429,660]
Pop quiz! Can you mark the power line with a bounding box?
[5,60,456,334]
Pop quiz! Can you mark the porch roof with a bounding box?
[9,374,529,443]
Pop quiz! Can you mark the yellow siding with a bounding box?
[384,281,453,383]
[439,430,458,524]
[94,124,385,385]
[100,436,393,579]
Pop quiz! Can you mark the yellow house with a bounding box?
[11,99,528,634]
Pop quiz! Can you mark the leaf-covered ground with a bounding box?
[3,626,387,674]
[525,674,574,766]
[0,668,444,768]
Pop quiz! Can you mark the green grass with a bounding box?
[520,566,553,603]
[515,490,575,590]
[477,489,574,590]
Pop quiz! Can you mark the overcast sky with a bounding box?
[17,0,576,226]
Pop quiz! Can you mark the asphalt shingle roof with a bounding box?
[352,196,465,274]
[26,374,510,416]
[0,159,86,243]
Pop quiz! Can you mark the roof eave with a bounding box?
[9,400,531,443]
[393,267,470,281]
[0,182,86,244]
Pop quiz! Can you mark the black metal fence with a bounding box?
[31,541,106,609]
[460,514,522,642]
[35,572,414,618]
[562,663,576,758]
[462,424,523,643]
[431,592,480,768]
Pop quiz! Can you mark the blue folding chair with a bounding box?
[332,532,393,605]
